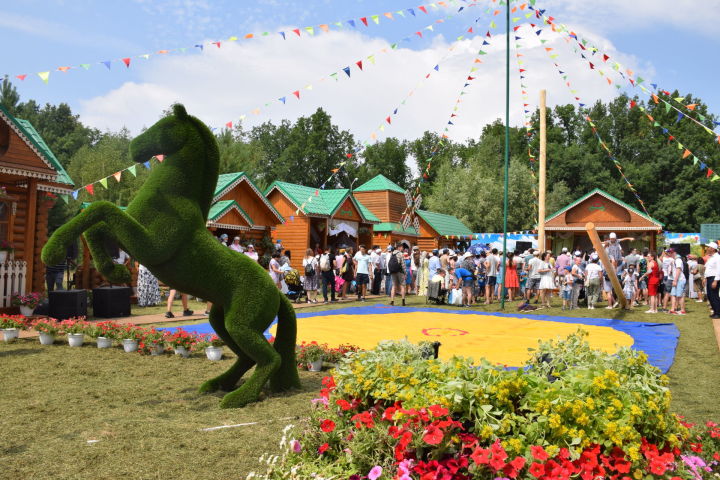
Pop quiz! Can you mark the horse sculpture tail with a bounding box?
[270,293,302,392]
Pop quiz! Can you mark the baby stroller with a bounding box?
[284,269,307,303]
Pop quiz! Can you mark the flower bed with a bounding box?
[296,342,363,370]
[249,332,719,479]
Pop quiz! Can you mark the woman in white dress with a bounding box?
[538,252,555,308]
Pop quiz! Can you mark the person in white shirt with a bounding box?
[353,245,372,301]
[704,242,720,318]
[244,244,259,262]
[585,255,603,309]
[669,251,687,315]
[660,250,675,311]
[229,237,244,253]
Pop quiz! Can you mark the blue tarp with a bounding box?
[161,306,679,373]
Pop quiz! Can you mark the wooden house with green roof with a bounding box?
[264,181,379,270]
[210,172,284,249]
[353,174,471,250]
[0,104,75,297]
[543,188,664,252]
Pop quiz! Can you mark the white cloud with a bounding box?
[79,25,647,144]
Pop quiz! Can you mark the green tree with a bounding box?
[0,78,20,114]
[355,137,410,188]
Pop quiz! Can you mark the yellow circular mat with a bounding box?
[273,311,634,366]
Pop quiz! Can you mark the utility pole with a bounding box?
[500,0,510,309]
[538,89,547,252]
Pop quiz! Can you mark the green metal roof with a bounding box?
[544,188,664,227]
[416,209,472,236]
[0,104,74,187]
[373,222,419,236]
[207,199,253,225]
[264,180,378,223]
[213,171,284,223]
[354,174,406,194]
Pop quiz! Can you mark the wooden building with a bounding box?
[0,104,74,301]
[353,175,471,250]
[264,181,380,270]
[543,188,663,252]
[209,172,284,250]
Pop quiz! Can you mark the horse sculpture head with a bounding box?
[130,104,196,162]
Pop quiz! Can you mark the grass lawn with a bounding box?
[2,293,719,479]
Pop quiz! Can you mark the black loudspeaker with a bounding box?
[92,286,132,318]
[670,243,691,257]
[49,290,88,320]
[516,241,533,252]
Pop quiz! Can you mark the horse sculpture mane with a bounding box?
[42,104,301,408]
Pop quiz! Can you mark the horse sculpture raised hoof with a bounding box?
[41,104,301,408]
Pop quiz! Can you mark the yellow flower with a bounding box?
[480,424,494,439]
[633,469,643,479]
[627,446,640,461]
[630,405,642,417]
[549,414,562,429]
[546,445,560,457]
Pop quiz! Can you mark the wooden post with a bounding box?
[538,89,547,251]
[24,178,37,291]
[585,222,626,309]
[81,235,91,289]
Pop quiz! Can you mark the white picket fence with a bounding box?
[0,260,27,308]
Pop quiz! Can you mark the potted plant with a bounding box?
[297,341,327,372]
[33,318,60,345]
[119,324,145,353]
[11,292,44,317]
[196,334,224,361]
[0,240,13,264]
[59,317,89,347]
[87,321,120,349]
[139,329,165,356]
[0,315,27,342]
[165,328,196,358]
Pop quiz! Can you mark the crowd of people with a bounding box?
[268,233,720,318]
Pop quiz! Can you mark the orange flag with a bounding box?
[683,149,692,159]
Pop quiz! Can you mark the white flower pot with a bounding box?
[150,344,164,356]
[0,250,7,264]
[19,306,34,317]
[39,332,55,345]
[174,346,190,358]
[2,328,19,342]
[67,333,84,347]
[122,339,138,353]
[96,337,113,349]
[308,358,323,372]
[205,346,223,361]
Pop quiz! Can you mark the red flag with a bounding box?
[467,27,473,33]
[629,100,637,109]
[418,5,428,13]
[85,185,94,196]
[346,153,353,158]
[156,154,164,162]
[589,62,595,69]
[386,116,391,124]
[356,60,363,70]
[360,17,368,26]
[212,42,221,48]
[226,122,233,128]
[292,28,301,36]
[668,135,675,141]
[602,54,609,62]
[708,168,714,178]
[16,74,27,81]
[467,76,475,80]
[57,66,71,72]
[415,31,423,38]
[292,90,300,99]
[122,58,131,68]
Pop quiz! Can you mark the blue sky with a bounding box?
[2,0,718,141]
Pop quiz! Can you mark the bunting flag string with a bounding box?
[69,155,164,201]
[62,2,483,204]
[3,0,472,85]
[537,29,651,217]
[529,3,720,145]
[292,2,504,215]
[630,102,720,182]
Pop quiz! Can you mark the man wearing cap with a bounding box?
[556,247,571,276]
[704,242,720,318]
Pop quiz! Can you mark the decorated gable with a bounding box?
[333,198,362,222]
[565,194,631,225]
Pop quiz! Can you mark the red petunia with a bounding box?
[318,442,329,454]
[428,404,449,418]
[335,399,352,411]
[531,445,549,461]
[320,419,335,433]
[422,425,444,445]
[529,462,545,477]
[471,447,491,465]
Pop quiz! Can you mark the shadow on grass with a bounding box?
[0,348,40,358]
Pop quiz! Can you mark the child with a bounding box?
[562,266,573,311]
[622,266,639,310]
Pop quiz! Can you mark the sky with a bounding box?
[2,0,719,145]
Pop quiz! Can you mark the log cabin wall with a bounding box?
[267,190,310,271]
[353,191,390,222]
[387,191,407,224]
[217,180,280,227]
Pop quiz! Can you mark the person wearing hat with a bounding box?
[560,265,574,310]
[218,233,229,246]
[244,244,259,262]
[229,236,243,253]
[704,242,720,318]
[584,255,603,309]
[555,247,571,276]
[428,250,441,284]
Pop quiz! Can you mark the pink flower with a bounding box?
[368,465,382,480]
[290,439,301,453]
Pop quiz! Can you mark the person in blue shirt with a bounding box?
[453,265,476,307]
[428,250,441,281]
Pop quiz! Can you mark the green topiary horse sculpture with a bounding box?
[41,104,301,408]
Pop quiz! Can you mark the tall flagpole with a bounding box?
[538,89,547,251]
[500,0,510,309]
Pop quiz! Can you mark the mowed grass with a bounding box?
[1,293,719,479]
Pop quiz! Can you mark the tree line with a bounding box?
[1,77,718,233]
